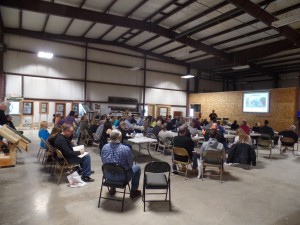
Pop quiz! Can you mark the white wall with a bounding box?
[4,34,191,126]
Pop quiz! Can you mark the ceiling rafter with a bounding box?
[134,34,160,48]
[62,0,86,35]
[171,1,228,31]
[199,2,300,44]
[98,0,148,40]
[226,0,300,46]
[191,39,295,70]
[4,27,188,67]
[175,0,275,39]
[81,0,119,37]
[0,0,229,60]
[113,0,179,43]
[148,40,173,52]
[155,0,275,58]
[121,0,197,44]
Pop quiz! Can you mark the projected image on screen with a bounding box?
[243,92,269,113]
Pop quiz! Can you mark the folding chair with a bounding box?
[98,163,130,212]
[172,147,193,179]
[201,149,223,183]
[257,139,273,159]
[40,138,55,170]
[280,137,296,155]
[146,133,158,152]
[53,149,79,185]
[143,161,171,212]
[157,137,173,155]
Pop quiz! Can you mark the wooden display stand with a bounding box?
[0,144,17,167]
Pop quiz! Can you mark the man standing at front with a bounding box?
[101,130,141,198]
[55,124,94,182]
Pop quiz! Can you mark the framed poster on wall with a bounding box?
[22,101,34,115]
[40,102,48,114]
[72,103,79,115]
[55,103,66,116]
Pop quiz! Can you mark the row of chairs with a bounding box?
[98,161,171,212]
[37,138,80,185]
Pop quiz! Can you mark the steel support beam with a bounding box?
[227,0,300,46]
[0,0,229,60]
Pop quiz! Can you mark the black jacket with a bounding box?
[55,133,82,164]
[227,143,256,166]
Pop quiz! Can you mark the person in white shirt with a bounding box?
[158,124,173,140]
[234,128,252,145]
[188,122,198,136]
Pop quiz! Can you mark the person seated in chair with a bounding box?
[259,120,279,146]
[55,124,94,182]
[240,119,250,135]
[278,125,298,152]
[230,120,239,130]
[101,129,141,198]
[173,125,194,174]
[198,129,226,170]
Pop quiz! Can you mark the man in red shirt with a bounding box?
[240,119,250,135]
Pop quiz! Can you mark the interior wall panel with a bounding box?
[145,88,186,105]
[146,71,186,90]
[5,51,85,79]
[88,49,143,69]
[86,83,143,102]
[147,59,186,75]
[5,34,85,59]
[24,77,84,100]
[5,75,22,97]
[87,63,144,85]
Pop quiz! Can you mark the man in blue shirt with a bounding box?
[101,130,141,198]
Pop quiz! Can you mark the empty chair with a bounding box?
[257,139,272,159]
[157,137,173,155]
[40,138,56,170]
[146,133,158,151]
[201,149,224,182]
[172,147,193,179]
[143,161,171,212]
[98,163,130,212]
[92,133,100,151]
[280,137,295,155]
[53,149,79,185]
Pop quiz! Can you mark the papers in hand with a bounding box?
[73,145,89,158]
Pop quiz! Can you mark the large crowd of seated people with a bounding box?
[39,110,300,186]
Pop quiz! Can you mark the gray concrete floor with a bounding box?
[1,129,300,225]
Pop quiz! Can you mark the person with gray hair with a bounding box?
[101,129,141,198]
[278,125,299,143]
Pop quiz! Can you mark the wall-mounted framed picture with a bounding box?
[22,101,34,115]
[55,102,66,116]
[40,102,48,114]
[72,103,79,115]
[160,107,167,117]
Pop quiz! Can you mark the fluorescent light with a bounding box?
[271,14,300,28]
[38,51,53,59]
[181,74,194,79]
[232,65,250,70]
[130,67,140,71]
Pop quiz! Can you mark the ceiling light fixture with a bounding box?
[181,74,194,79]
[130,67,140,71]
[232,65,250,70]
[38,51,53,59]
[271,14,300,28]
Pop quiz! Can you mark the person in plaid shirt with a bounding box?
[101,129,141,198]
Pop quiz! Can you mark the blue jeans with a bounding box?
[129,165,141,191]
[81,154,92,177]
[105,165,141,191]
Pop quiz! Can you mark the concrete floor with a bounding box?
[1,129,300,225]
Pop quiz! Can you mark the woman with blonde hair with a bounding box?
[234,128,252,145]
